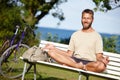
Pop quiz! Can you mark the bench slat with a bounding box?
[108,61,120,67]
[104,52,120,58]
[105,69,120,76]
[106,65,120,72]
[86,70,120,80]
[109,57,120,62]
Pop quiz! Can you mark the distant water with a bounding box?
[35,27,120,53]
[35,27,75,40]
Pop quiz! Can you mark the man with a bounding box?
[42,9,109,73]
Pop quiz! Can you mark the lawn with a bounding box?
[0,63,109,80]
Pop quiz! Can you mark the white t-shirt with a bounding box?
[68,30,103,61]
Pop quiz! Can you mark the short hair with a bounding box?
[82,9,94,19]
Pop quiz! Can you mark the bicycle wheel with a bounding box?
[0,44,30,79]
[0,40,10,56]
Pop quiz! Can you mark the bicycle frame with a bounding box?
[15,27,27,51]
[4,25,27,60]
[0,22,35,79]
[0,25,20,55]
[10,25,19,47]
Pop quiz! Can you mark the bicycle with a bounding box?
[0,23,35,79]
[0,39,10,56]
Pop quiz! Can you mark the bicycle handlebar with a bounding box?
[15,25,20,35]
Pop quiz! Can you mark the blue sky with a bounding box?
[37,0,120,34]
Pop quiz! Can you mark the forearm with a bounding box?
[97,56,104,61]
[96,53,103,60]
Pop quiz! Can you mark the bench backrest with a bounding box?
[39,40,120,78]
[103,52,120,77]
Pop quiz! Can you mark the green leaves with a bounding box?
[93,0,120,12]
[103,36,119,53]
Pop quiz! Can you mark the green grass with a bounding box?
[0,63,109,80]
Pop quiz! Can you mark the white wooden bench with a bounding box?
[20,40,120,80]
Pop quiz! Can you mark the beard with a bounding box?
[82,21,92,30]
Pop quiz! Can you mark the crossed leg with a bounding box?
[85,61,106,72]
[42,44,106,73]
[49,49,84,69]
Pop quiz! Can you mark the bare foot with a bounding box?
[42,44,55,51]
[76,62,84,69]
[46,44,54,49]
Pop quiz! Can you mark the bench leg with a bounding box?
[26,64,33,72]
[34,64,36,80]
[78,72,89,80]
[78,72,82,80]
[22,62,27,80]
[86,75,89,80]
[82,73,89,80]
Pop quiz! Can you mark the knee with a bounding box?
[96,61,106,72]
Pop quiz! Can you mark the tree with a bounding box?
[92,0,120,12]
[103,36,119,53]
[0,0,120,46]
[20,0,66,25]
[0,0,22,45]
[0,0,67,46]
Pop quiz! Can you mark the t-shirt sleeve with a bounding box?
[68,35,75,51]
[95,34,103,54]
